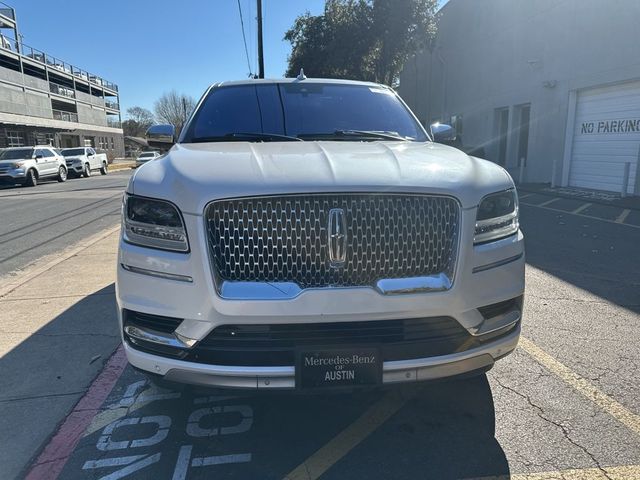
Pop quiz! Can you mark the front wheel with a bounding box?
[100,161,108,175]
[57,166,67,182]
[82,163,91,178]
[24,169,37,187]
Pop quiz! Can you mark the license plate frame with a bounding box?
[296,347,382,390]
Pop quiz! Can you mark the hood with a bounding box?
[130,141,513,214]
[64,156,84,161]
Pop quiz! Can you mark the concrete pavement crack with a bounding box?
[493,377,614,480]
[0,390,86,404]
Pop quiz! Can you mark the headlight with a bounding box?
[474,189,519,244]
[11,162,26,168]
[123,195,189,252]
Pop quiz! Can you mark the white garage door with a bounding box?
[569,80,640,192]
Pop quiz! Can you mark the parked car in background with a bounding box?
[0,146,67,186]
[118,78,525,392]
[60,147,108,177]
[135,151,161,168]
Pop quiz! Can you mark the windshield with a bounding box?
[0,148,34,160]
[61,148,85,156]
[183,83,428,142]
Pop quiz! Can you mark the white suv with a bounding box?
[0,146,67,187]
[117,78,525,391]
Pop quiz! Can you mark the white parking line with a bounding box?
[571,202,592,214]
[537,197,561,207]
[615,209,631,224]
[519,193,534,200]
[520,203,640,229]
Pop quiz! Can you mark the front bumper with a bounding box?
[117,206,525,389]
[0,169,26,183]
[66,161,84,173]
[124,322,520,389]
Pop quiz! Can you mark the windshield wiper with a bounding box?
[298,130,410,141]
[190,132,302,143]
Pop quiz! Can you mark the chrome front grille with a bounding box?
[205,193,460,291]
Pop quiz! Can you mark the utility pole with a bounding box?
[257,0,264,78]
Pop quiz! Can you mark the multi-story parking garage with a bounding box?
[398,0,640,195]
[0,2,124,158]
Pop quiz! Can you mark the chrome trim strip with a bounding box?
[218,273,454,300]
[124,325,196,348]
[470,311,521,337]
[121,263,193,283]
[375,273,452,295]
[472,253,523,274]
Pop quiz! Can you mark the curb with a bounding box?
[0,224,121,299]
[108,163,135,172]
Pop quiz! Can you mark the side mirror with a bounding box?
[430,123,456,144]
[146,124,176,150]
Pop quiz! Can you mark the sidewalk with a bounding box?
[0,227,122,480]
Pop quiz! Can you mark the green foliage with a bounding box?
[284,0,438,86]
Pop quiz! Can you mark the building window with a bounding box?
[7,131,25,147]
[110,137,115,150]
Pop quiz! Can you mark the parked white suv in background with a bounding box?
[117,78,525,391]
[0,146,67,187]
[61,147,108,177]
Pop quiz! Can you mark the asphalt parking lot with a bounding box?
[1,184,639,480]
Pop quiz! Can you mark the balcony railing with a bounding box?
[0,37,118,92]
[107,119,122,128]
[49,82,75,99]
[105,100,119,110]
[0,2,15,20]
[52,109,78,123]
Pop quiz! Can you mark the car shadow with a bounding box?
[520,205,640,313]
[60,362,508,479]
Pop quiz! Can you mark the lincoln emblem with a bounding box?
[328,208,347,268]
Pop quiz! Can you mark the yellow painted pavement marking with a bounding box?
[572,202,592,214]
[282,391,410,480]
[616,209,631,224]
[537,197,561,207]
[519,337,640,436]
[472,464,640,479]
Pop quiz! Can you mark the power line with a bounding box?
[236,0,253,77]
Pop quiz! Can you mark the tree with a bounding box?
[153,91,196,136]
[122,106,155,137]
[284,0,438,87]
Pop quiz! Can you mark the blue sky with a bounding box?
[14,0,325,115]
[14,0,445,117]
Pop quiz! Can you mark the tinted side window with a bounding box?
[185,85,282,140]
[43,149,55,157]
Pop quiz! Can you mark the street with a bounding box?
[1,186,638,480]
[0,171,132,277]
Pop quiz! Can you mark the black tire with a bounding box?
[24,169,37,187]
[100,161,108,175]
[82,163,91,178]
[57,166,67,182]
